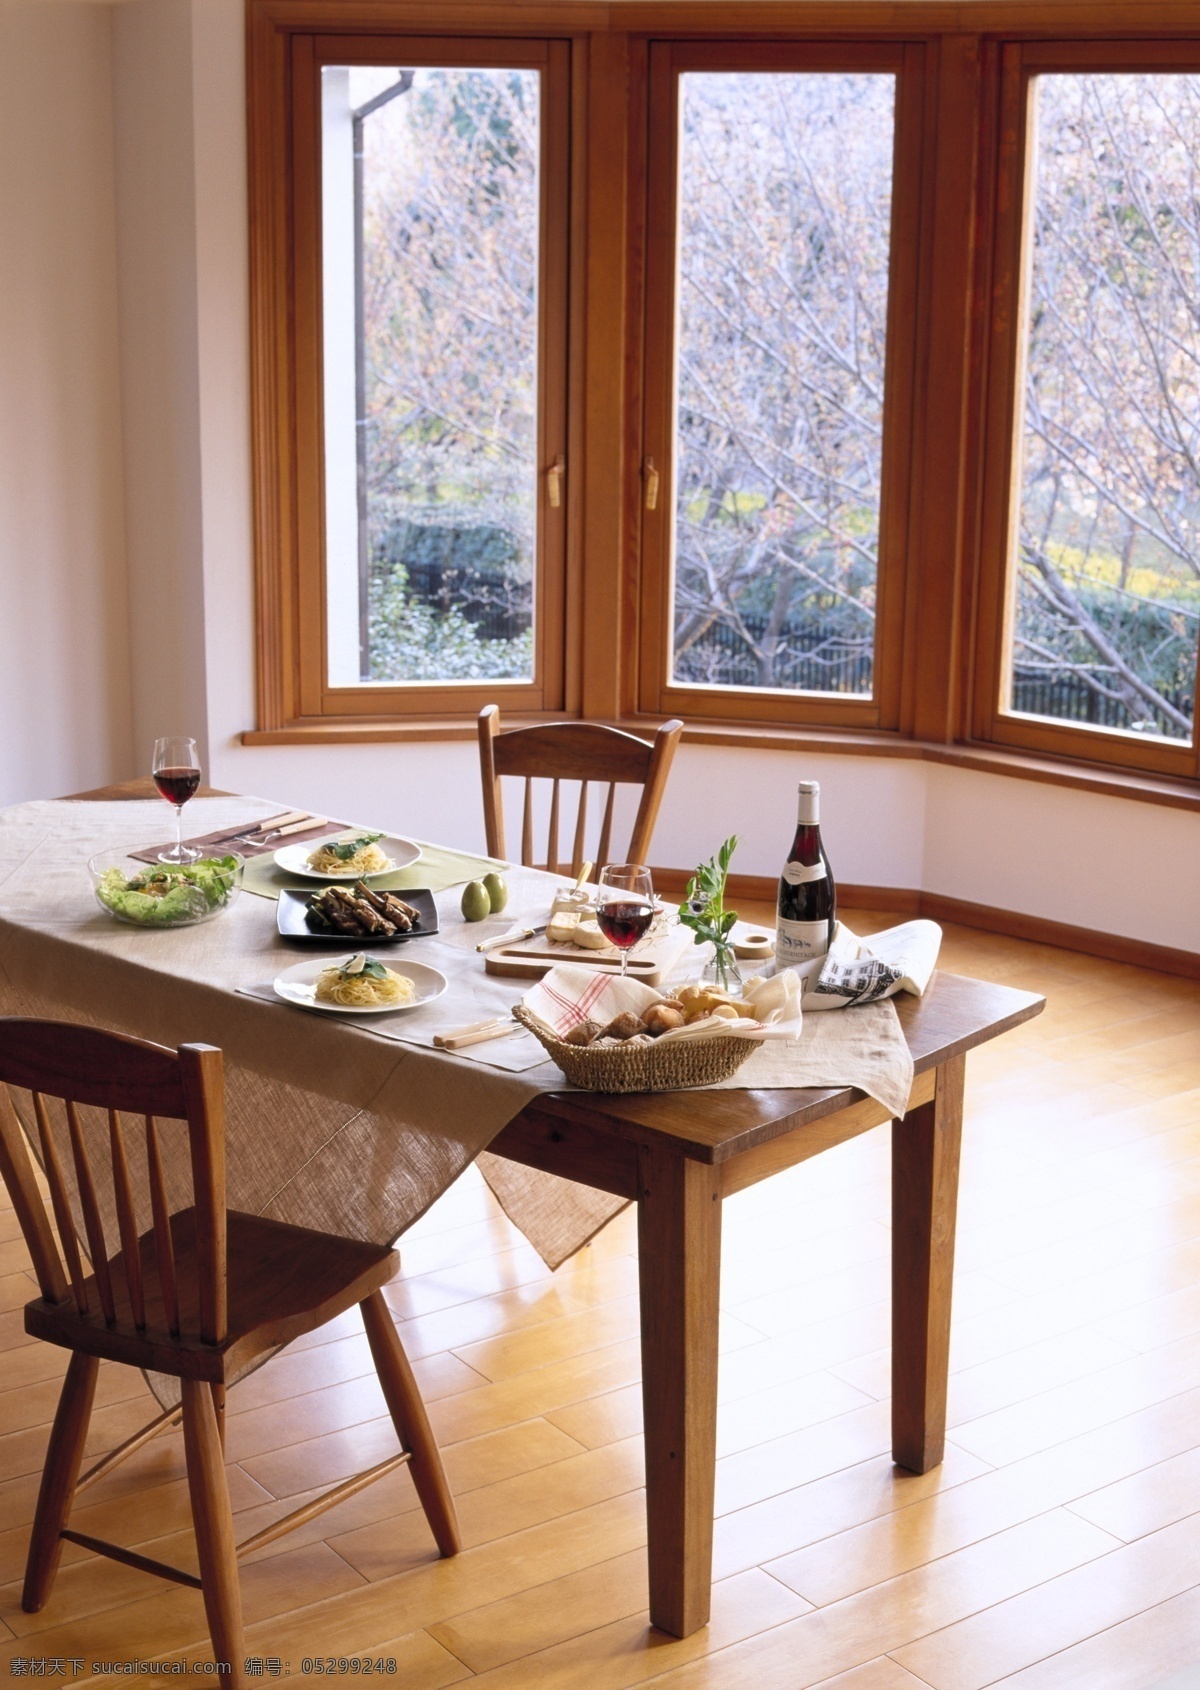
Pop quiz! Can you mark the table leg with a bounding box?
[892,1052,965,1474]
[637,1141,722,1638]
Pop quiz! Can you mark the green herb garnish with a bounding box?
[678,836,740,951]
[328,832,383,862]
[339,954,389,980]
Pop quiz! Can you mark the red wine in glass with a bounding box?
[597,865,654,978]
[596,901,654,949]
[152,735,203,864]
[153,767,201,807]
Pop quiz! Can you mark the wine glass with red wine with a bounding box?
[152,736,202,865]
[596,865,655,979]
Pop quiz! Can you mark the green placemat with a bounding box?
[241,840,506,901]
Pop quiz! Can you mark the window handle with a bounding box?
[644,458,660,511]
[547,455,565,508]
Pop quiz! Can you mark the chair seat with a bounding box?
[24,1209,398,1382]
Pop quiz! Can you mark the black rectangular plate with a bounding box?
[276,886,440,945]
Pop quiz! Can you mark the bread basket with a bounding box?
[513,1004,762,1092]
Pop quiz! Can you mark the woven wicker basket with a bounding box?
[514,1004,762,1093]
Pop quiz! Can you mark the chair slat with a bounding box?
[145,1116,179,1337]
[572,782,589,879]
[546,779,560,876]
[476,708,683,876]
[65,1101,115,1325]
[109,1110,146,1329]
[0,1084,67,1304]
[597,783,617,871]
[521,778,534,868]
[33,1094,89,1315]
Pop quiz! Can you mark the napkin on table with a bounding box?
[797,919,942,1010]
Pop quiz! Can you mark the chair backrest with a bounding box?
[477,706,684,875]
[0,1020,226,1346]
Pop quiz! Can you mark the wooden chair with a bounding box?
[0,1020,459,1686]
[478,705,683,875]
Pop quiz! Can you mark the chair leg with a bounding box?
[211,1381,226,1453]
[181,1379,246,1687]
[361,1292,461,1556]
[23,1352,99,1612]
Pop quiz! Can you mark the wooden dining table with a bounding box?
[66,780,1044,1641]
[490,972,1042,1637]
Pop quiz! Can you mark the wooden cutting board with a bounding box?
[483,928,678,985]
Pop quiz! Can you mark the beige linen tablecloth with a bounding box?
[0,798,627,1265]
[0,797,914,1283]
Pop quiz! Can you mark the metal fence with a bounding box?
[673,615,874,694]
[388,544,1194,732]
[1011,668,1193,740]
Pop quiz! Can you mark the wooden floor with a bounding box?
[2,910,1200,1687]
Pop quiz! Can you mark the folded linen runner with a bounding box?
[799,918,942,1010]
[522,963,803,1043]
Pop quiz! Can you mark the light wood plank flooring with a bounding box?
[1,912,1199,1687]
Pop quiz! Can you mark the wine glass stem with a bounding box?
[175,805,184,859]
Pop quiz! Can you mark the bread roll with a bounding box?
[598,1011,645,1041]
[563,1019,601,1047]
[643,1003,685,1035]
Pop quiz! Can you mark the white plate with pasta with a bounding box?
[275,830,421,881]
[273,954,447,1015]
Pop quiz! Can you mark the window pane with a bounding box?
[1010,74,1200,744]
[321,66,539,686]
[670,72,895,696]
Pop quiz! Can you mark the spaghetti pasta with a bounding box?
[306,832,393,876]
[314,954,415,1008]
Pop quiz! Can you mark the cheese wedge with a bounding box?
[547,911,581,944]
[572,920,610,950]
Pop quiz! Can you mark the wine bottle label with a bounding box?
[776,916,829,965]
[781,860,827,887]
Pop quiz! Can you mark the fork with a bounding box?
[235,813,325,846]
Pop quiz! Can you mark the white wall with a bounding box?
[0,0,132,806]
[112,0,209,765]
[5,0,1193,956]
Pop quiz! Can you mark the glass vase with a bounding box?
[701,944,743,994]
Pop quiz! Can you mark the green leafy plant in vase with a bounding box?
[679,835,742,993]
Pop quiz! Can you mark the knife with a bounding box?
[204,809,307,845]
[433,1018,521,1050]
[476,924,547,954]
[266,815,329,840]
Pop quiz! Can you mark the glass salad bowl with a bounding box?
[87,850,244,929]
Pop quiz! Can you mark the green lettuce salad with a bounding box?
[95,857,239,927]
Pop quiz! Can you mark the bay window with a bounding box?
[247,5,1200,788]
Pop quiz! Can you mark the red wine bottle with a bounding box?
[776,780,836,969]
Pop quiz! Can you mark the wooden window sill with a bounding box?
[240,719,1200,811]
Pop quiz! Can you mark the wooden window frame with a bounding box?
[636,38,924,732]
[249,12,582,727]
[969,38,1200,780]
